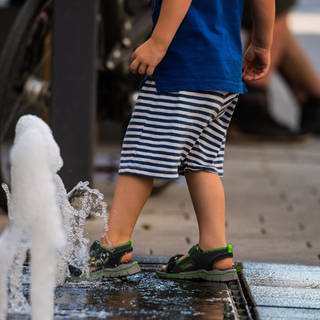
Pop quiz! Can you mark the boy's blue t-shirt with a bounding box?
[151,0,246,94]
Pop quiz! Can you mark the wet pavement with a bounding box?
[8,260,250,320]
[6,260,320,319]
[55,274,234,319]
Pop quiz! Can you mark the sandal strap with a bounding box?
[166,254,184,272]
[191,244,233,271]
[89,240,133,268]
[166,244,233,273]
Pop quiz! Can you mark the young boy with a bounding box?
[89,0,274,281]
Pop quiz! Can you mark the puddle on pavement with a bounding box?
[8,271,236,320]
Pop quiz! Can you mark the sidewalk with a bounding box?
[87,139,320,266]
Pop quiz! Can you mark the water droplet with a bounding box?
[184,213,190,220]
[298,223,305,231]
[269,178,277,186]
[179,201,186,209]
[279,192,287,202]
[259,216,265,224]
[286,204,293,212]
[260,228,267,235]
[142,223,151,230]
[185,237,191,244]
[309,186,318,196]
[306,241,312,248]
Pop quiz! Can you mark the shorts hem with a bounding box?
[119,166,224,179]
[118,170,179,180]
[179,166,224,177]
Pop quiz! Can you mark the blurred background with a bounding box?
[0,0,319,265]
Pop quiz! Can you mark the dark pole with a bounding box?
[51,0,98,190]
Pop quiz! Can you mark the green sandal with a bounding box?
[89,240,141,279]
[157,244,237,282]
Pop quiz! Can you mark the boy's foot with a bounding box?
[157,244,237,282]
[89,240,141,279]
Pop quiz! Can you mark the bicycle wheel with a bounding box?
[0,0,53,210]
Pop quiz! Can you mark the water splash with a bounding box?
[0,115,108,319]
[67,181,107,272]
[1,183,30,314]
[55,177,107,283]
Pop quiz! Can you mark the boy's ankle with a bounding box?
[100,234,131,249]
[99,235,134,264]
[198,241,228,251]
[99,235,112,249]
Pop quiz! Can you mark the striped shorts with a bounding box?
[118,80,238,179]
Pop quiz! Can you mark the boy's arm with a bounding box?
[242,0,275,81]
[130,0,192,76]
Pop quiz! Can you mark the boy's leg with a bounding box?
[185,170,232,270]
[99,174,153,261]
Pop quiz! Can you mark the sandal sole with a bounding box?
[157,268,238,282]
[201,268,238,282]
[90,261,141,279]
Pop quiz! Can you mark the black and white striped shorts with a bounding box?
[118,80,238,179]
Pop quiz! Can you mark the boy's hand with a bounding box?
[130,37,167,76]
[242,44,271,81]
[130,0,192,76]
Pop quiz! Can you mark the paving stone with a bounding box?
[242,262,320,288]
[242,262,320,317]
[250,286,320,309]
[255,306,320,320]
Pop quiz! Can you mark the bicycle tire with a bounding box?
[0,0,48,122]
[0,0,51,211]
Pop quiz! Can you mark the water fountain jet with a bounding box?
[0,115,107,319]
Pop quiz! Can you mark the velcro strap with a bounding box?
[166,254,184,273]
[192,246,233,271]
[89,240,133,268]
